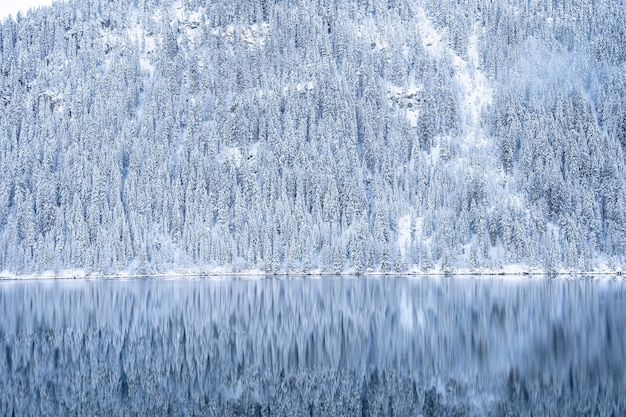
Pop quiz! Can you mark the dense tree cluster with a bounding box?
[0,0,624,274]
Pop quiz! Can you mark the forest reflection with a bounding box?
[1,276,625,416]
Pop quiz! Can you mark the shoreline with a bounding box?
[1,269,624,281]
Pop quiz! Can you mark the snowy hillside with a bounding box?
[0,0,625,276]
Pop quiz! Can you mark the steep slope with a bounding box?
[0,0,625,276]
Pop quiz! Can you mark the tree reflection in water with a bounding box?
[0,276,625,416]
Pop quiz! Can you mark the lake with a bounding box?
[0,276,625,416]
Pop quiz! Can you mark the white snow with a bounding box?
[416,8,447,58]
[397,215,412,259]
[456,25,493,147]
[246,142,260,165]
[387,83,422,127]
[128,14,157,77]
[222,147,242,167]
[222,144,259,168]
[355,18,389,51]
[172,0,185,20]
[416,10,492,150]
[212,22,271,49]
[241,23,271,48]
[296,81,316,94]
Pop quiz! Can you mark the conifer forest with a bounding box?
[1,0,625,275]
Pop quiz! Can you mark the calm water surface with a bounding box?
[0,276,625,416]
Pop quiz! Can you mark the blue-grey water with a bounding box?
[0,276,625,416]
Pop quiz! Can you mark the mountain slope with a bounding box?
[0,0,625,275]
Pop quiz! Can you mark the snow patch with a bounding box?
[221,143,259,168]
[150,0,204,45]
[212,22,271,49]
[387,83,422,127]
[222,147,242,167]
[455,25,493,148]
[241,23,271,48]
[139,56,155,77]
[39,88,64,114]
[171,0,185,20]
[355,18,389,51]
[128,14,157,77]
[416,8,447,58]
[297,81,316,94]
[397,215,412,259]
[246,142,260,165]
[416,10,492,150]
